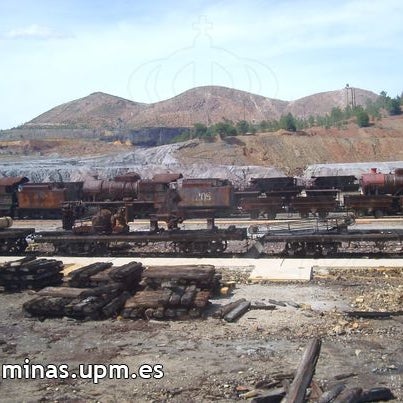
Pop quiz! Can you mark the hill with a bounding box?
[21,85,378,131]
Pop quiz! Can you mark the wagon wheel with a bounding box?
[134,241,149,247]
[318,211,328,219]
[266,211,277,220]
[285,241,307,257]
[207,240,227,254]
[374,209,384,219]
[6,238,28,255]
[375,240,386,251]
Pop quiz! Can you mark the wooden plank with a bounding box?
[345,311,403,319]
[359,387,394,402]
[318,383,346,403]
[224,300,251,322]
[284,338,321,403]
[38,286,93,299]
[333,387,362,403]
[212,298,247,319]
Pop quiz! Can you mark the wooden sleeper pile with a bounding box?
[122,265,216,320]
[0,257,64,292]
[23,261,143,320]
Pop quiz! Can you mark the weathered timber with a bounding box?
[38,286,94,299]
[181,285,197,307]
[284,338,322,403]
[102,291,131,318]
[143,265,215,288]
[212,298,247,319]
[124,289,172,309]
[334,372,357,381]
[318,383,346,403]
[168,291,183,306]
[108,262,143,281]
[333,387,363,403]
[286,301,301,309]
[68,296,108,318]
[193,291,211,308]
[268,299,287,307]
[5,256,37,267]
[250,304,277,311]
[0,258,64,291]
[67,262,113,287]
[23,296,71,317]
[224,300,251,322]
[345,311,403,319]
[250,387,286,403]
[358,387,395,402]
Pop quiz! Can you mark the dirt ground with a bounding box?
[0,266,402,402]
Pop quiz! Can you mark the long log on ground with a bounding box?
[224,300,251,322]
[333,387,362,403]
[318,383,346,403]
[212,298,247,319]
[284,338,322,403]
[359,387,395,402]
[345,311,403,319]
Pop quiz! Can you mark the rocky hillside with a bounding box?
[22,86,378,131]
[1,115,403,181]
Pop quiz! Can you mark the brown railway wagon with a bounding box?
[288,196,339,218]
[238,196,283,219]
[18,184,67,218]
[343,194,398,218]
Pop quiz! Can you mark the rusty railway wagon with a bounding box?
[30,214,403,257]
[3,167,403,221]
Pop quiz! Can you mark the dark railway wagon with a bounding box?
[343,194,398,218]
[310,175,359,191]
[0,177,29,217]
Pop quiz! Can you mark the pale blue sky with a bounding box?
[0,0,402,129]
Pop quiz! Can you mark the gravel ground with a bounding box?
[0,268,402,402]
[1,219,402,402]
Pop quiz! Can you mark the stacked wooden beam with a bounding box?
[122,265,216,320]
[66,261,143,291]
[0,257,64,292]
[23,261,143,320]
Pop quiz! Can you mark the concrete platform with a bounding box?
[1,256,401,282]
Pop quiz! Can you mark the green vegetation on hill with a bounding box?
[170,91,402,143]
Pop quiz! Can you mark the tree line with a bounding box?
[171,91,402,142]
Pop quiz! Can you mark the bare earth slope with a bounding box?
[23,86,378,130]
[176,115,403,174]
[1,115,403,180]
